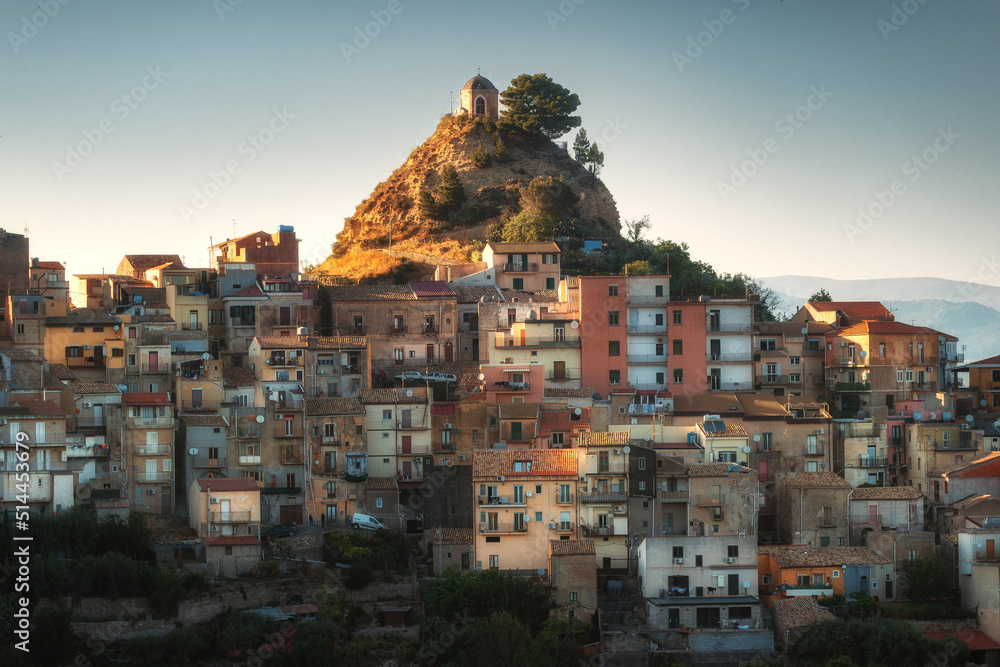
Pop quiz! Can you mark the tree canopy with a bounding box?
[900,556,952,602]
[809,288,834,302]
[499,73,581,139]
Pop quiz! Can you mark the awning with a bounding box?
[502,368,530,373]
[636,389,657,395]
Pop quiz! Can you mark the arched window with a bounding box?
[475,96,486,115]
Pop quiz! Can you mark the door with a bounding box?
[401,409,411,429]
[869,505,878,523]
[668,608,680,629]
[279,306,290,326]
[148,351,158,373]
[553,361,566,380]
[93,345,104,368]
[220,499,231,522]
[402,460,412,479]
[472,339,479,361]
[886,580,894,599]
[461,552,469,571]
[758,460,768,483]
[988,540,995,560]
[426,344,434,362]
[93,404,104,427]
[710,368,721,390]
[401,435,412,455]
[145,458,157,482]
[444,343,453,362]
[710,339,722,362]
[728,574,739,596]
[279,505,303,524]
[510,422,522,441]
[189,311,199,330]
[160,486,171,514]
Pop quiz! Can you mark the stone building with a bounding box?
[776,472,851,547]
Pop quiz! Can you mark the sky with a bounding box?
[3,0,998,286]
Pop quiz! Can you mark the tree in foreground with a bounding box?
[499,73,581,139]
[791,617,967,667]
[900,555,952,602]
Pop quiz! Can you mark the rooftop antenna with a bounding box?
[233,218,236,238]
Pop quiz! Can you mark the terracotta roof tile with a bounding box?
[204,535,260,546]
[931,452,1000,478]
[123,254,186,271]
[578,431,630,447]
[696,421,748,438]
[473,449,579,478]
[543,387,593,398]
[107,274,154,286]
[69,382,121,395]
[43,372,67,391]
[255,335,307,349]
[0,348,43,362]
[551,539,596,556]
[12,399,65,416]
[305,397,364,416]
[963,354,1000,367]
[409,281,455,298]
[223,367,257,388]
[850,486,922,500]
[834,321,952,337]
[458,373,483,392]
[437,528,473,545]
[33,260,64,269]
[121,392,172,406]
[183,415,229,428]
[687,463,754,477]
[770,598,835,630]
[758,545,890,567]
[538,409,590,437]
[809,301,893,320]
[452,285,503,303]
[366,477,398,490]
[227,284,266,299]
[486,242,561,254]
[498,402,539,420]
[500,288,561,303]
[308,335,367,350]
[359,388,400,404]
[948,494,1000,510]
[327,284,416,301]
[47,312,122,326]
[779,472,851,489]
[194,478,261,493]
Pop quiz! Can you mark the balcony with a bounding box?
[712,382,753,392]
[555,492,574,505]
[266,356,304,368]
[492,381,531,392]
[479,521,528,534]
[913,381,938,391]
[707,322,753,333]
[626,295,667,306]
[835,381,871,392]
[389,324,407,334]
[944,352,965,363]
[350,325,366,335]
[274,426,304,439]
[181,322,203,331]
[493,334,579,348]
[832,356,865,367]
[280,447,303,465]
[555,522,575,533]
[238,455,261,465]
[974,550,1000,562]
[140,363,167,374]
[478,495,527,507]
[757,374,790,385]
[708,352,753,363]
[696,495,726,506]
[757,347,787,357]
[210,510,253,523]
[547,368,580,380]
[128,416,174,428]
[137,445,170,456]
[587,524,616,536]
[423,326,438,335]
[850,514,884,525]
[136,471,171,483]
[802,346,824,356]
[932,439,980,451]
[859,456,887,467]
[627,354,668,364]
[237,426,262,438]
[312,461,337,476]
[580,492,627,504]
[193,456,227,469]
[802,446,825,457]
[626,323,667,334]
[502,262,539,273]
[659,490,689,501]
[818,517,839,528]
[628,403,668,415]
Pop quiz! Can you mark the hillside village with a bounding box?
[4,77,1000,666]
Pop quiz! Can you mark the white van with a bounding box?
[351,513,386,531]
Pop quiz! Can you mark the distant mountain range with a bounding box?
[761,275,1000,363]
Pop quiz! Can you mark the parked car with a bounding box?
[395,370,423,382]
[267,522,297,539]
[423,372,457,383]
[350,513,386,531]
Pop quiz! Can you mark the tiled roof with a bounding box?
[0,348,42,361]
[305,397,364,416]
[43,372,67,390]
[69,382,121,395]
[308,335,367,350]
[437,527,473,545]
[538,408,590,436]
[809,301,893,320]
[780,472,851,489]
[183,415,229,428]
[942,533,958,545]
[963,354,1000,367]
[922,631,1000,652]
[366,477,398,490]
[671,393,744,415]
[452,285,503,303]
[143,300,171,310]
[256,335,307,349]
[227,283,266,299]
[12,399,65,416]
[578,431,630,447]
[758,545,890,567]
[770,598,835,630]
[107,274,154,286]
[551,539,595,556]
[834,321,953,338]
[146,314,175,322]
[458,373,483,392]
[736,394,792,418]
[194,477,260,492]
[948,494,1000,510]
[757,321,834,337]
[33,261,64,269]
[409,281,455,298]
[486,242,561,254]
[563,276,579,288]
[123,254,186,271]
[850,486,922,500]
[359,388,399,404]
[204,535,260,546]
[121,392,172,406]
[327,284,416,302]
[223,367,257,388]
[47,312,122,326]
[500,288,561,303]
[687,463,753,477]
[932,452,1000,478]
[696,421,748,437]
[473,449,579,478]
[498,402,539,420]
[543,387,593,398]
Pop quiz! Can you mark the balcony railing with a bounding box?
[580,492,627,504]
[136,471,171,483]
[696,495,726,506]
[832,356,865,367]
[626,295,667,306]
[659,490,689,501]
[707,322,753,333]
[546,369,579,380]
[974,550,1000,562]
[555,492,574,505]
[389,324,407,334]
[802,447,825,457]
[944,352,965,363]
[626,323,667,334]
[932,439,979,451]
[587,524,616,536]
[757,347,787,357]
[835,381,871,392]
[492,381,531,392]
[137,445,170,456]
[818,516,839,528]
[628,403,668,415]
[502,262,539,273]
[627,354,668,364]
[859,456,887,467]
[494,335,579,348]
[193,456,227,468]
[913,381,938,391]
[140,363,167,374]
[128,416,175,428]
[181,322,203,331]
[478,495,527,506]
[479,521,528,534]
[210,510,252,523]
[708,353,753,363]
[266,356,304,367]
[757,374,790,384]
[713,382,753,391]
[238,455,261,465]
[850,514,884,525]
[274,426,304,439]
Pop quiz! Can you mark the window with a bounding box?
[789,357,800,365]
[897,370,904,383]
[655,285,664,297]
[609,341,620,356]
[761,432,773,451]
[820,537,830,547]
[244,470,262,483]
[551,432,565,446]
[879,342,886,357]
[66,346,83,358]
[672,340,683,355]
[546,277,555,290]
[609,370,620,385]
[472,428,479,441]
[441,429,451,446]
[673,310,682,325]
[535,512,543,522]
[376,497,383,508]
[285,473,296,488]
[905,369,913,382]
[638,481,646,490]
[655,342,664,356]
[513,461,532,472]
[111,348,123,358]
[608,311,619,326]
[695,554,703,567]
[512,278,524,290]
[759,338,777,351]
[569,591,578,603]
[655,372,665,384]
[673,369,683,384]
[608,284,619,297]
[638,457,646,470]
[908,548,916,562]
[128,354,136,366]
[789,373,801,383]
[727,545,739,558]
[672,546,683,559]
[806,461,818,472]
[655,313,664,326]
[993,370,1000,382]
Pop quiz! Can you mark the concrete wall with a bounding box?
[971,563,1000,642]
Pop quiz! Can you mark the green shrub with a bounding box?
[471,142,493,168]
[257,560,280,577]
[147,567,186,616]
[494,137,511,163]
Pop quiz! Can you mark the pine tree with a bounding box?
[498,73,581,139]
[572,128,591,163]
[435,164,466,213]
[586,143,605,175]
[417,190,439,219]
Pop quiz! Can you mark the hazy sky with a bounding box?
[3,1,998,285]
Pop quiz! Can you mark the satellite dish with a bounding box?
[856,411,868,419]
[202,352,211,360]
[753,434,761,442]
[966,414,975,423]
[526,490,533,497]
[570,320,579,329]
[644,435,652,442]
[188,448,198,456]
[743,580,751,589]
[255,415,265,423]
[929,412,937,421]
[982,400,989,407]
[574,407,582,416]
[113,325,120,331]
[800,327,808,335]
[406,390,413,397]
[860,350,867,358]
[537,568,547,576]
[452,428,460,435]
[742,445,751,453]
[623,446,631,454]
[477,373,485,381]
[524,515,531,522]
[445,459,454,467]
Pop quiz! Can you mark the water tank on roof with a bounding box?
[687,432,697,444]
[297,327,308,336]
[278,225,294,233]
[943,411,952,421]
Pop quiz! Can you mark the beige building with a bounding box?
[549,539,598,622]
[578,431,630,568]
[906,420,984,497]
[360,387,432,485]
[472,448,580,574]
[481,242,562,292]
[304,396,367,525]
[188,476,261,538]
[754,321,832,399]
[490,318,582,386]
[848,486,923,544]
[122,392,175,515]
[776,472,851,547]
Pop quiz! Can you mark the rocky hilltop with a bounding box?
[320,115,620,281]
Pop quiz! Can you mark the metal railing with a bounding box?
[555,492,574,505]
[757,374,790,384]
[859,456,887,467]
[818,516,839,528]
[137,445,170,456]
[193,456,227,468]
[708,353,753,363]
[494,335,579,348]
[210,510,252,523]
[491,381,531,391]
[696,494,726,506]
[127,416,174,428]
[136,471,171,483]
[546,369,579,380]
[933,439,979,451]
[266,356,304,367]
[659,490,688,501]
[802,446,825,457]
[626,295,667,306]
[713,382,753,391]
[274,426,304,439]
[479,521,528,534]
[181,322,203,331]
[707,322,753,333]
[850,514,883,525]
[628,354,668,364]
[835,381,871,391]
[502,262,539,273]
[626,323,667,334]
[478,495,527,506]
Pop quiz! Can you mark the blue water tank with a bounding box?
[687,432,697,444]
[278,225,294,233]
